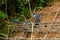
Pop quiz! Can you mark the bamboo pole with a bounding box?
[31,22,34,40]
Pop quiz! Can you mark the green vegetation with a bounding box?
[0,11,7,38]
[7,0,53,21]
[0,11,7,19]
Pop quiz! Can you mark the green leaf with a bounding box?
[0,33,8,38]
[0,11,7,19]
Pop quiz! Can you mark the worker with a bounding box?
[34,12,41,28]
[23,21,28,32]
[23,21,28,26]
[12,18,19,24]
[12,18,19,33]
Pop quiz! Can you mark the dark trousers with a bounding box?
[34,20,40,28]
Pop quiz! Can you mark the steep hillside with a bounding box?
[39,2,60,22]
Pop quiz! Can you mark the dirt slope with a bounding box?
[39,2,60,22]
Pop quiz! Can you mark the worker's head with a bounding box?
[34,13,35,15]
[34,12,38,15]
[34,11,38,14]
[34,12,36,15]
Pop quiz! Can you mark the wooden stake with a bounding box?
[31,22,34,40]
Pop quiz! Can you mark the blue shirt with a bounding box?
[13,19,18,23]
[34,13,40,20]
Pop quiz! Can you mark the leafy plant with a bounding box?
[0,11,7,19]
[0,11,7,38]
[0,33,8,38]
